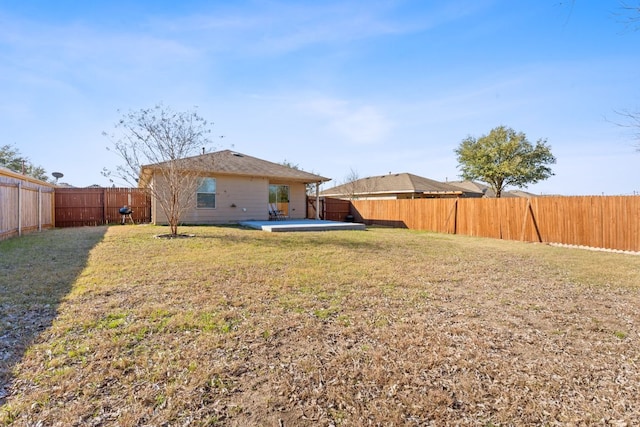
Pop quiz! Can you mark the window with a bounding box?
[269,184,289,215]
[269,184,289,204]
[197,178,216,208]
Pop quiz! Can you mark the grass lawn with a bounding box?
[1,224,639,426]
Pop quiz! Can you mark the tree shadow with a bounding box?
[0,226,108,406]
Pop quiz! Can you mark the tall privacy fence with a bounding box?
[341,196,639,252]
[1,175,151,241]
[307,197,351,221]
[55,188,151,227]
[0,168,55,241]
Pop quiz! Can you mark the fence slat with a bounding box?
[0,174,55,241]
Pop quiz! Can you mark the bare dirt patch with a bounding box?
[1,226,639,426]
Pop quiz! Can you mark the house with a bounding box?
[447,180,537,198]
[320,173,483,200]
[139,150,330,225]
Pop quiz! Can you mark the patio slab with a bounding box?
[239,219,366,232]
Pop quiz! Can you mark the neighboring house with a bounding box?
[139,150,330,224]
[320,173,483,200]
[447,180,537,198]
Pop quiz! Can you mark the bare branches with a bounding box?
[617,1,640,31]
[103,103,215,235]
[612,109,640,150]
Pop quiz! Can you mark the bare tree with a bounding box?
[614,2,640,150]
[339,168,375,200]
[617,1,640,30]
[103,103,214,236]
[341,168,361,200]
[614,108,640,149]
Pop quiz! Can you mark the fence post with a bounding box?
[17,182,22,236]
[520,199,542,243]
[444,199,458,234]
[453,199,458,235]
[103,188,108,225]
[38,187,42,232]
[52,188,56,228]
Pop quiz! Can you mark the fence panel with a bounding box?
[323,198,351,221]
[531,196,640,252]
[54,189,104,227]
[0,171,55,241]
[348,196,640,252]
[603,196,640,252]
[0,182,18,240]
[351,199,403,228]
[457,198,501,238]
[20,186,40,234]
[55,188,151,227]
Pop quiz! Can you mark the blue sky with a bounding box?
[1,1,638,195]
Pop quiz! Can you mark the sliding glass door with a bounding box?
[269,184,289,217]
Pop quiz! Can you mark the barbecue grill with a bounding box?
[119,206,134,224]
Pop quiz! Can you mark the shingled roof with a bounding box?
[140,150,330,184]
[321,173,468,197]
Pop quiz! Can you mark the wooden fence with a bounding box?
[0,169,55,241]
[307,197,351,221]
[343,196,640,252]
[55,188,151,227]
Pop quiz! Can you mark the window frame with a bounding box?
[196,177,217,209]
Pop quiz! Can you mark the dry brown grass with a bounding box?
[1,225,639,426]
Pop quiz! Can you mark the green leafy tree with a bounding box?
[103,104,214,236]
[0,144,49,182]
[455,126,556,198]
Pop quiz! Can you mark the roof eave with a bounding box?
[138,166,330,185]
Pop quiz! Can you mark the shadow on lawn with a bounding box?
[0,226,108,406]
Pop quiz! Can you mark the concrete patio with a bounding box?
[239,219,366,232]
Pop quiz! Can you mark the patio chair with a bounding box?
[269,203,285,220]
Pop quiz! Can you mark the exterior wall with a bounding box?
[151,175,311,225]
[358,195,398,200]
[282,182,308,219]
[324,193,464,200]
[186,175,269,224]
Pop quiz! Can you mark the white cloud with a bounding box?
[299,97,393,145]
[146,1,471,57]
